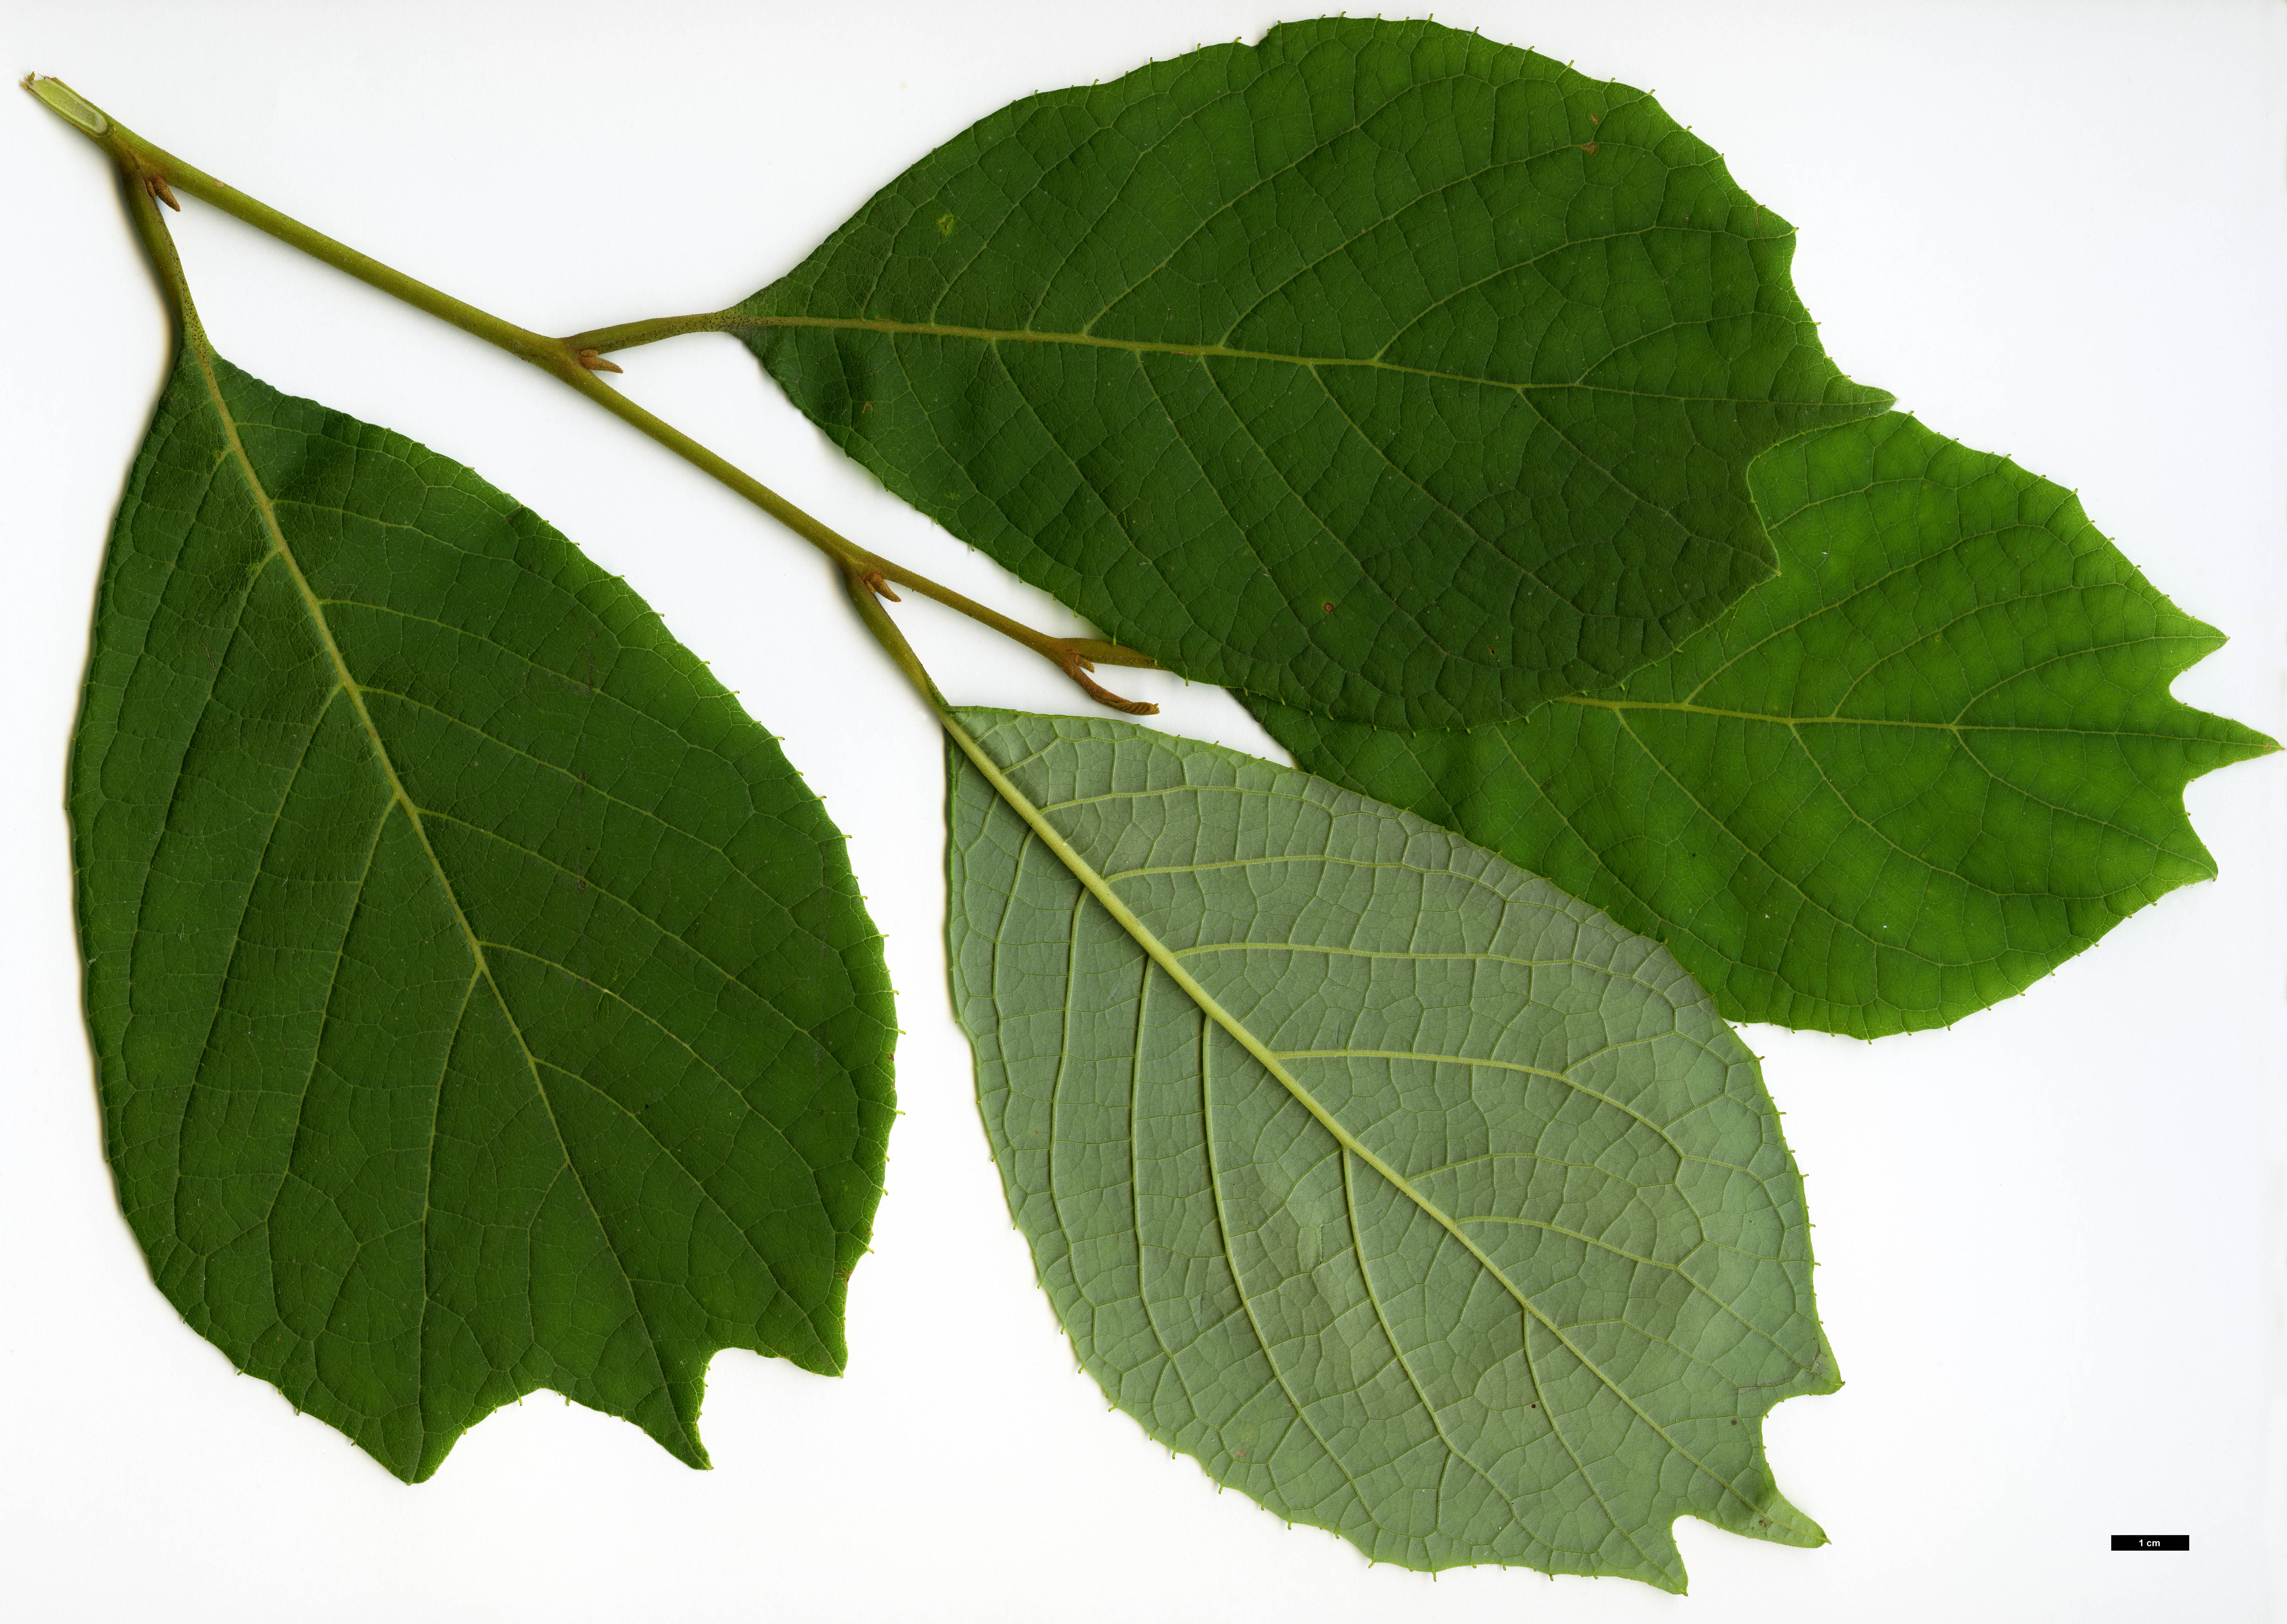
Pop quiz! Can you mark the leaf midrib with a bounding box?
[185,340,694,1446]
[1554,693,2232,739]
[734,313,1830,405]
[947,714,1806,1527]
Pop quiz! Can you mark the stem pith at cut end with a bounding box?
[24,75,109,135]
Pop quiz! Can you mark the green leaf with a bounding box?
[740,18,1890,730]
[1251,412,2281,1036]
[70,341,898,1481]
[944,707,1832,1591]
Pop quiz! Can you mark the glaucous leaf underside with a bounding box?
[945,709,1832,1590]
[1253,413,2281,1036]
[743,17,1891,730]
[70,341,897,1481]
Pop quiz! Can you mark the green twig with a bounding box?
[26,75,1162,715]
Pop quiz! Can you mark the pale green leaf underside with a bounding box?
[945,709,1832,1590]
[1251,412,2280,1036]
[745,17,1889,730]
[70,344,897,1481]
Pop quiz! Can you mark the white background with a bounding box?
[3,3,2282,1619]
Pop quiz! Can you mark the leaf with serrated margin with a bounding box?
[740,18,1890,730]
[70,343,897,1481]
[1250,412,2280,1036]
[944,708,1832,1591]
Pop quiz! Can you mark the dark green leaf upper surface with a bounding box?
[946,709,1831,1590]
[1252,413,2280,1036]
[71,345,897,1481]
[742,18,1890,729]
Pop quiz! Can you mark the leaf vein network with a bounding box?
[198,359,688,1435]
[1337,1148,1543,1544]
[1194,1007,1365,1508]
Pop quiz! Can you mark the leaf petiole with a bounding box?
[564,311,754,355]
[840,560,948,712]
[25,75,1161,715]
